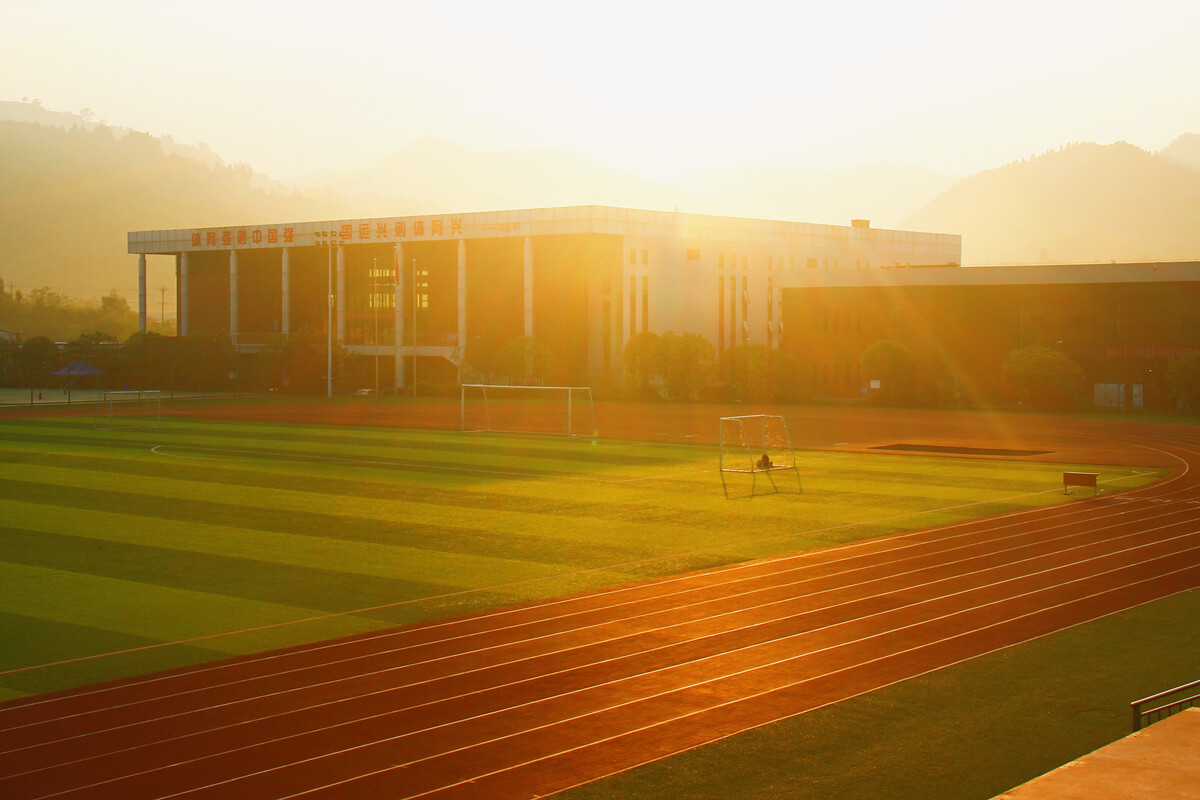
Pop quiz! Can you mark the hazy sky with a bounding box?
[4,0,1198,181]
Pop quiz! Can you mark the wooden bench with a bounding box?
[1063,471,1100,496]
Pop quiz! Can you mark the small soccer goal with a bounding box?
[95,390,162,430]
[460,384,597,438]
[719,414,801,497]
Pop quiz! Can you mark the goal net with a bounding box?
[719,414,800,497]
[95,390,162,430]
[460,384,597,437]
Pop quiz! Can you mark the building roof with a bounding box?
[126,205,960,257]
[778,261,1200,288]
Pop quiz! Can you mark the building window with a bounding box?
[730,274,736,345]
[686,248,701,261]
[718,276,725,353]
[741,276,748,342]
[603,300,612,369]
[629,276,636,338]
[806,257,818,269]
[641,249,648,266]
[641,275,649,332]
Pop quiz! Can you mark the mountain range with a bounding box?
[2,98,1199,308]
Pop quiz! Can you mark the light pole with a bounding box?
[412,257,418,399]
[314,229,337,397]
[372,256,380,397]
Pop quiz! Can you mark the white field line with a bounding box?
[3,489,1188,733]
[157,553,1200,800]
[10,503,1193,767]
[31,529,1200,798]
[0,455,1183,714]
[549,578,1200,798]
[396,567,1200,800]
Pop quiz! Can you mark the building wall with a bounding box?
[131,206,961,386]
[780,279,1200,407]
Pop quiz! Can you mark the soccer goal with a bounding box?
[95,390,162,430]
[460,384,597,437]
[719,414,801,497]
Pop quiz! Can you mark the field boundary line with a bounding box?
[177,559,1200,800]
[0,470,1159,686]
[9,501,1192,755]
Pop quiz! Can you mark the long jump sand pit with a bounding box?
[0,401,1196,799]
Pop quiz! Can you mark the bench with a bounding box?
[1063,471,1100,496]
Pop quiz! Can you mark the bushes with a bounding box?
[860,340,919,405]
[1165,353,1200,412]
[1001,346,1086,411]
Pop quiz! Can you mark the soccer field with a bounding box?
[0,414,1161,700]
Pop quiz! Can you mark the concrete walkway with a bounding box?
[995,709,1200,799]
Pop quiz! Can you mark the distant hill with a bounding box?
[1160,132,1200,174]
[901,140,1200,265]
[0,121,386,302]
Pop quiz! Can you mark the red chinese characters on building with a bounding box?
[413,220,425,236]
[267,228,278,244]
[206,231,217,247]
[432,219,444,235]
[236,230,247,245]
[283,227,294,243]
[251,229,263,244]
[221,231,232,246]
[192,232,202,247]
[359,223,370,239]
[340,223,352,240]
[376,222,390,239]
[451,216,463,234]
[396,220,407,237]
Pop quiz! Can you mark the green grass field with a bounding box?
[0,412,1162,704]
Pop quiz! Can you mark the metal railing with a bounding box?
[1131,679,1200,731]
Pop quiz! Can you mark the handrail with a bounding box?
[1131,678,1200,731]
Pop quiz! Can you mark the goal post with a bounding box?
[95,390,162,430]
[719,414,801,497]
[460,384,597,437]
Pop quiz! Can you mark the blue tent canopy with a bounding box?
[51,361,105,376]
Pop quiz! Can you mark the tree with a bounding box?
[655,332,715,401]
[622,331,660,399]
[18,336,59,383]
[493,336,554,384]
[719,344,799,403]
[1001,345,1086,411]
[1165,353,1200,412]
[860,340,919,405]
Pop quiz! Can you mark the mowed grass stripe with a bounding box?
[5,418,677,468]
[0,525,462,616]
[0,562,385,655]
[0,610,235,698]
[0,473,655,569]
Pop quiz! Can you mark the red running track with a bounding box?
[0,413,1198,799]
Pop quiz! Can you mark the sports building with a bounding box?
[127,206,961,388]
[779,261,1200,409]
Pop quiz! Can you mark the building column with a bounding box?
[523,236,534,339]
[336,245,345,344]
[281,247,291,336]
[457,238,467,355]
[229,250,239,344]
[138,254,147,333]
[179,252,189,337]
[394,243,405,389]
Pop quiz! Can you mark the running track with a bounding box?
[1,411,1199,799]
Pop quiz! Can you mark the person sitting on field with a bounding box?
[757,453,772,470]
